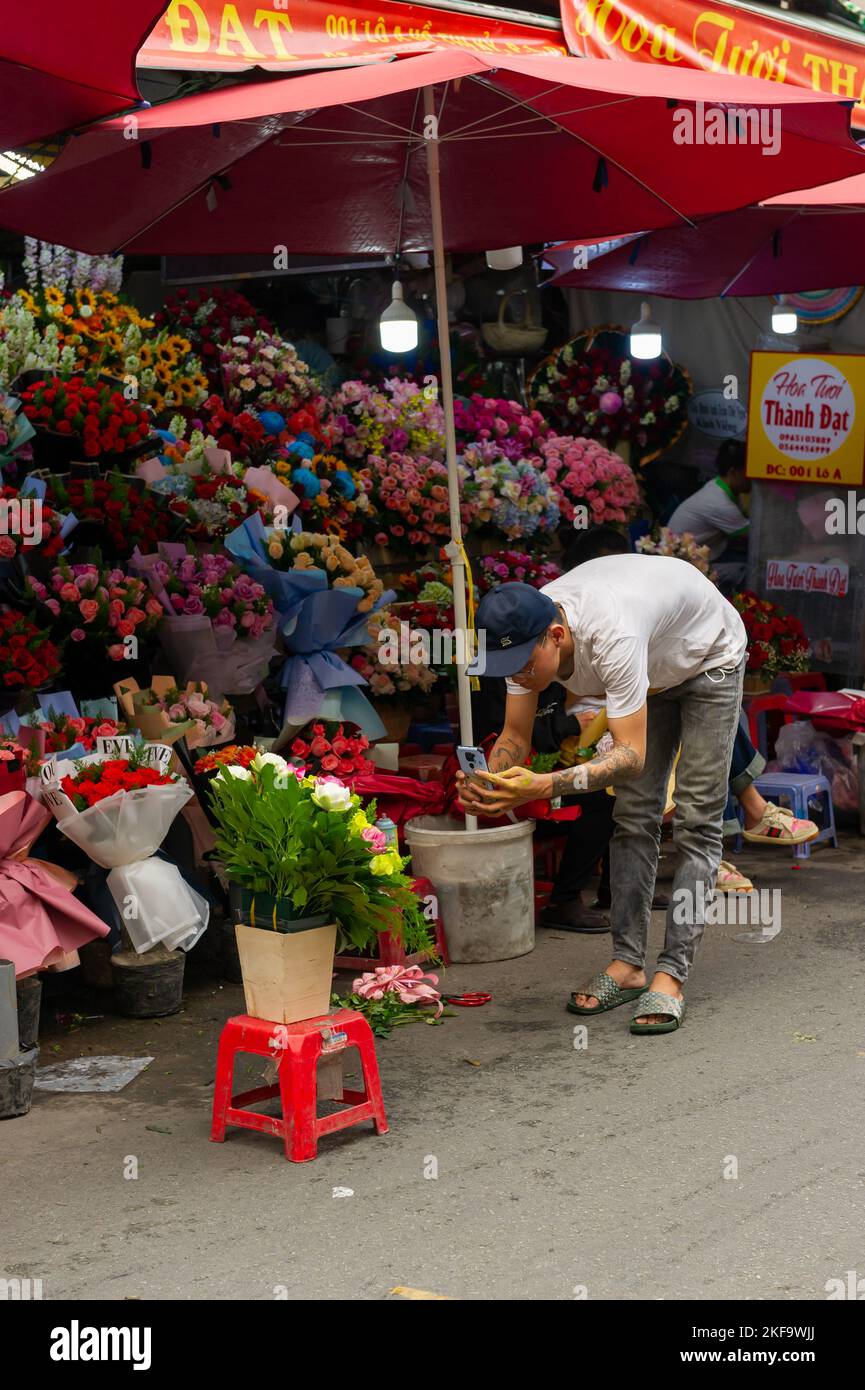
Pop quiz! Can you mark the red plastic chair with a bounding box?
[210,1010,388,1162]
[747,695,795,759]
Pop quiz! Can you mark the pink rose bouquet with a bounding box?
[25,560,163,661]
[538,434,641,525]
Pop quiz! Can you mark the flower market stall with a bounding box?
[0,31,863,1126]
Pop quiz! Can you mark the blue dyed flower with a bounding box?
[259,411,286,436]
[330,470,356,500]
[291,466,321,499]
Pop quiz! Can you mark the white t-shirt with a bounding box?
[506,553,747,719]
[667,477,749,562]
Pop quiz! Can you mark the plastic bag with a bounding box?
[769,720,859,813]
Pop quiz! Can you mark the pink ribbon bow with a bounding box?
[352,964,442,1017]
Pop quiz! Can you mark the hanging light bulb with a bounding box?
[379,281,418,353]
[771,295,797,335]
[629,301,662,360]
[485,246,523,271]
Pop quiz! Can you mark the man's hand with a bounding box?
[459,766,551,816]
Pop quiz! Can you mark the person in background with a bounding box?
[667,438,750,592]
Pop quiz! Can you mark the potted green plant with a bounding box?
[206,754,431,1023]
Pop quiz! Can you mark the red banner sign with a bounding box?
[560,0,865,126]
[139,0,566,71]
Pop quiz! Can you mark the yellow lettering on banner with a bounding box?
[692,11,735,70]
[828,58,860,99]
[650,25,680,62]
[574,0,625,47]
[254,9,295,59]
[165,0,210,53]
[621,15,649,54]
[216,3,263,58]
[803,52,831,91]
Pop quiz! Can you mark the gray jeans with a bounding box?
[609,657,745,984]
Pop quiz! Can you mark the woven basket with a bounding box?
[482,290,547,356]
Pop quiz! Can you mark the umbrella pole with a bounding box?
[423,85,477,832]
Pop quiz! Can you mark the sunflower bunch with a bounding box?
[130,331,209,415]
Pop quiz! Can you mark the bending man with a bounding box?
[461,553,747,1035]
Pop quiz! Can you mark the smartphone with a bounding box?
[456,746,517,822]
[456,745,491,783]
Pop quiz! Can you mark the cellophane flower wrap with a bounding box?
[538,434,640,525]
[225,515,392,736]
[42,737,209,954]
[130,543,277,702]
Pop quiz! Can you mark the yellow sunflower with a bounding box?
[154,362,173,385]
[104,331,124,354]
[144,390,165,413]
[174,376,195,400]
[76,287,97,312]
[44,286,64,307]
[138,344,154,368]
[156,343,177,366]
[167,335,191,357]
[191,372,209,392]
[17,290,36,313]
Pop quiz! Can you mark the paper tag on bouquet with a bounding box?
[95,737,174,774]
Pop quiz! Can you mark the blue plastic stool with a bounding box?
[737,772,838,861]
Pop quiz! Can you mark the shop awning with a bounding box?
[0,1,169,150]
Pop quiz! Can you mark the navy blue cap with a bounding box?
[468,582,558,678]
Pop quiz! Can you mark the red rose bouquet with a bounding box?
[195,395,270,465]
[0,486,71,564]
[20,376,153,460]
[289,721,375,781]
[154,286,274,380]
[0,608,62,691]
[46,473,179,557]
[731,591,810,676]
[167,470,273,539]
[44,738,207,954]
[60,758,176,811]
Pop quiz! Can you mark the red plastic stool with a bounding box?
[210,1010,388,1162]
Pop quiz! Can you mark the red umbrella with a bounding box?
[0,49,862,254]
[0,1,168,150]
[545,170,865,298]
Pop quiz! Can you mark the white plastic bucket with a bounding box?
[405,816,535,963]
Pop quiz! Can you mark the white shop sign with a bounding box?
[766,559,849,598]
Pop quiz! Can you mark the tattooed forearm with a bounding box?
[551,741,643,795]
[489,735,528,773]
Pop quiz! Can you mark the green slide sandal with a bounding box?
[629,990,686,1035]
[567,971,646,1016]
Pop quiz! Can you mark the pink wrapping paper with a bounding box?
[0,790,109,978]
